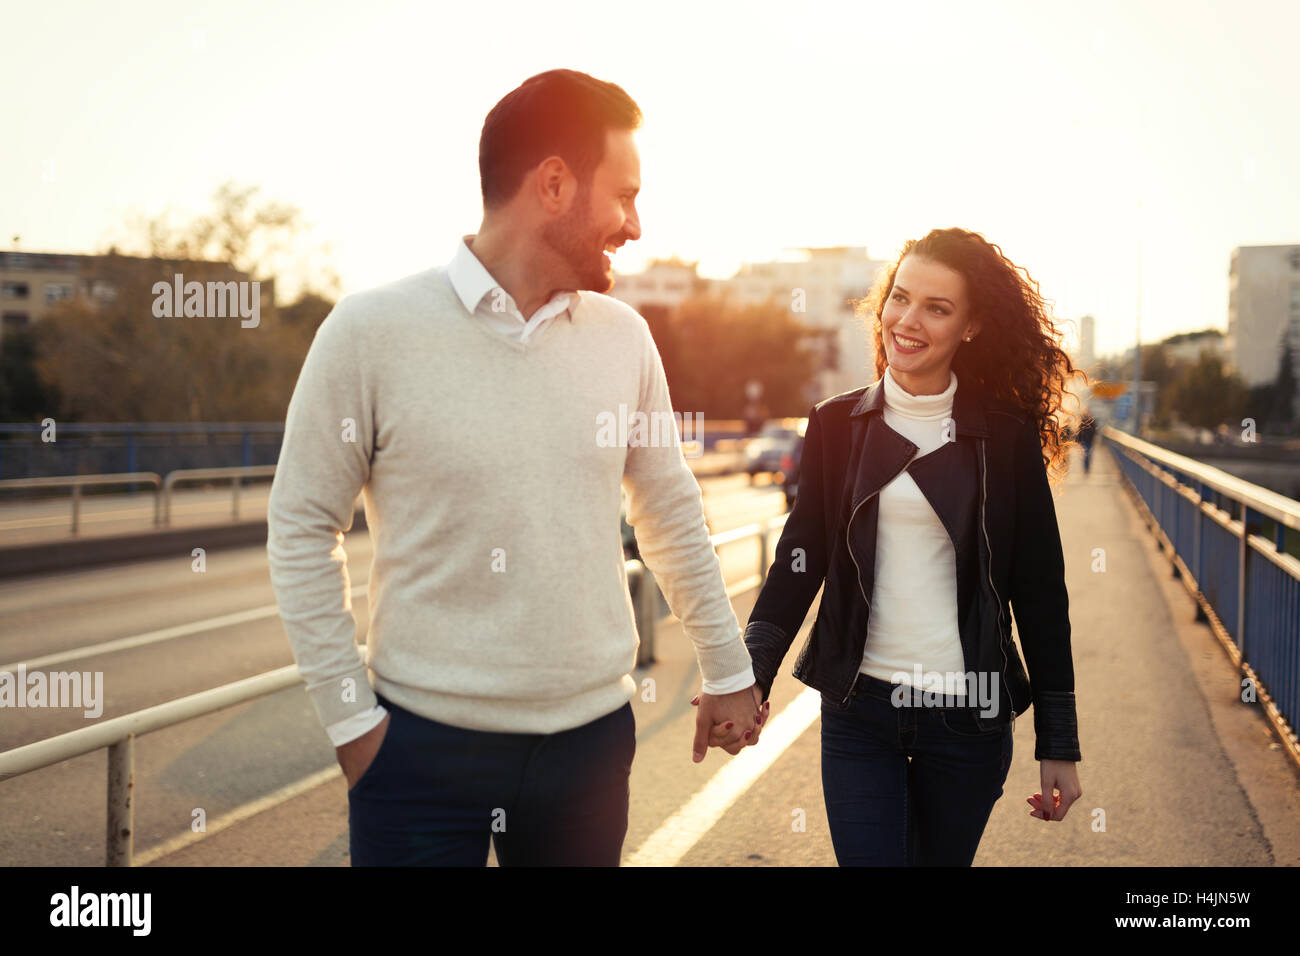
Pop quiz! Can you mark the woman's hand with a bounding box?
[690,685,770,758]
[1028,759,1082,821]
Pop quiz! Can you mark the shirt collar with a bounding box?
[448,235,578,321]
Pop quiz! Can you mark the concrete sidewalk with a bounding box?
[0,484,275,548]
[975,438,1300,864]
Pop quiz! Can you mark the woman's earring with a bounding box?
[964,335,973,342]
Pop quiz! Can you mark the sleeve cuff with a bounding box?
[701,665,756,696]
[694,631,757,688]
[325,704,388,747]
[305,660,378,729]
[1032,689,1082,762]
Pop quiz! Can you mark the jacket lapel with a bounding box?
[845,378,904,510]
[843,372,992,607]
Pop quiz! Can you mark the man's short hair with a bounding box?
[479,69,642,209]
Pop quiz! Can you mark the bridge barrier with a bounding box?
[1105,425,1300,771]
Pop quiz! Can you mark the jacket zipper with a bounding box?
[980,437,1017,733]
[842,492,876,706]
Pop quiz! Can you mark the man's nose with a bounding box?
[624,206,642,242]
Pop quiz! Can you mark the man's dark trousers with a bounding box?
[348,692,636,866]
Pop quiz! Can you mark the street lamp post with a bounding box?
[1131,198,1143,435]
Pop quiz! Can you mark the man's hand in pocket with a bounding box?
[337,713,390,789]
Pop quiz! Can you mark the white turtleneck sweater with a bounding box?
[859,365,969,695]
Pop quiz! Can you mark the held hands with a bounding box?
[1028,758,1082,822]
[690,684,770,762]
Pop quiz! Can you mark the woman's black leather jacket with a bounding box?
[743,375,1082,762]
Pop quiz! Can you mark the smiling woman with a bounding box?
[857,227,1087,484]
[876,255,971,395]
[742,225,1086,866]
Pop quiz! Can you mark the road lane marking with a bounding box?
[624,686,821,867]
[132,764,343,867]
[0,583,368,671]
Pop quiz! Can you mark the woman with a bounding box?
[741,227,1085,866]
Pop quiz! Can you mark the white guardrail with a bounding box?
[0,465,281,533]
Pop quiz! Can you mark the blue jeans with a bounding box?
[820,673,1013,866]
[348,693,636,866]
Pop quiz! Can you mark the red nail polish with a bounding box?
[744,731,752,739]
[724,722,733,729]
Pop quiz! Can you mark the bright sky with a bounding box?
[6,0,1298,360]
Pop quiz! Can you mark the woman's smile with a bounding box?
[892,331,928,353]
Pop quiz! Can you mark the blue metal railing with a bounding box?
[0,419,768,481]
[0,423,285,481]
[1106,426,1300,764]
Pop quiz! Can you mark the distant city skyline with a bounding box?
[6,0,1299,363]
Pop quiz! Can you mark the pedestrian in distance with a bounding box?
[1075,409,1097,474]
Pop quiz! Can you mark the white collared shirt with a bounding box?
[447,234,577,343]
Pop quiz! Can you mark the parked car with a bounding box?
[744,419,805,481]
[780,420,808,509]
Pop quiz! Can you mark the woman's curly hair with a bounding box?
[856,227,1090,486]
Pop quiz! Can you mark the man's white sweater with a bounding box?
[266,263,753,738]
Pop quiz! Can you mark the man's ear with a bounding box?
[535,156,575,213]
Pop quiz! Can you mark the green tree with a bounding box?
[1166,352,1249,430]
[0,328,59,422]
[1266,338,1296,430]
[1240,338,1299,436]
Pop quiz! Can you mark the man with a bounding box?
[267,69,767,867]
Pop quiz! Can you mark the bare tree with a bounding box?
[33,183,336,422]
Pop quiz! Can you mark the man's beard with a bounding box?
[540,185,613,293]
